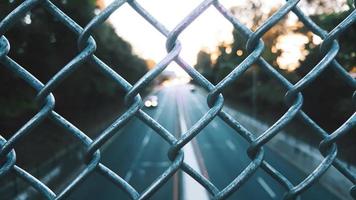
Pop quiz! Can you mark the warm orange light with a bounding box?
[211,52,220,63]
[312,34,322,45]
[236,50,243,56]
[225,46,232,54]
[96,0,105,9]
[146,59,156,70]
[162,77,191,87]
[271,46,278,53]
[275,33,309,71]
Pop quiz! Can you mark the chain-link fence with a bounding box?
[0,0,355,199]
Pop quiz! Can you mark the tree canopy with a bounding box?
[195,3,355,132]
[0,0,148,133]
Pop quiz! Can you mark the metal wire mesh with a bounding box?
[0,0,355,199]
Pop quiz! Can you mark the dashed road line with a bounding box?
[211,122,218,129]
[124,94,168,182]
[257,177,276,199]
[141,161,170,168]
[225,140,237,151]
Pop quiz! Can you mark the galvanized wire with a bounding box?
[0,0,355,199]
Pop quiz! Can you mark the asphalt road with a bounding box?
[68,84,339,200]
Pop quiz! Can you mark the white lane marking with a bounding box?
[190,89,300,200]
[225,140,236,151]
[124,134,151,181]
[124,94,168,182]
[142,135,150,146]
[178,92,210,200]
[141,161,170,168]
[192,90,308,200]
[257,177,276,199]
[125,171,133,182]
[211,122,218,129]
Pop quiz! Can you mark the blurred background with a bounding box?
[0,0,355,199]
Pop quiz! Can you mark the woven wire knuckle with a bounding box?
[0,0,355,199]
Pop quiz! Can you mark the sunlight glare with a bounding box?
[103,0,234,78]
[276,33,309,71]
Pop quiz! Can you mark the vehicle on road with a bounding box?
[144,95,158,108]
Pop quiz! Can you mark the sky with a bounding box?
[102,0,348,76]
[103,0,242,76]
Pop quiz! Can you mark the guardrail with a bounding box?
[0,0,355,199]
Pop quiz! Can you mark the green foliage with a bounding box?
[295,10,355,131]
[309,11,355,71]
[0,0,148,130]
[195,50,214,82]
[195,9,355,132]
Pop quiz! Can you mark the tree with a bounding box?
[0,0,148,133]
[195,50,214,82]
[296,10,355,131]
[194,0,355,132]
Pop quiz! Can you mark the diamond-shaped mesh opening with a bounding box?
[1,0,355,200]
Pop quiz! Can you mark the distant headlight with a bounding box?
[151,100,158,107]
[144,100,152,107]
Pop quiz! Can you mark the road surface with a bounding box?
[68,84,338,200]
